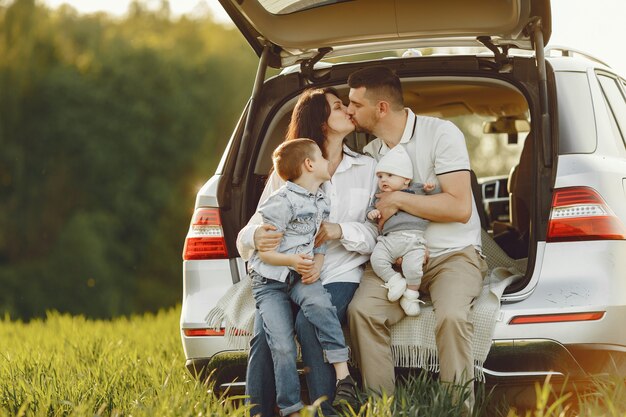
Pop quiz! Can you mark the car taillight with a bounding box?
[182,328,251,337]
[547,187,626,242]
[509,311,605,325]
[182,208,229,260]
[183,328,226,337]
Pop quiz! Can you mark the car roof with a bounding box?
[545,50,615,73]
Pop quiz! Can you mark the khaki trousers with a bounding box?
[347,245,488,395]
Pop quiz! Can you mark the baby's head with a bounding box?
[375,145,413,192]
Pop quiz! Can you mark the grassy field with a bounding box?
[1,307,624,416]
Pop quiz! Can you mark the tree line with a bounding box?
[0,0,258,319]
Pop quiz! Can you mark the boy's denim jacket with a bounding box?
[248,181,330,282]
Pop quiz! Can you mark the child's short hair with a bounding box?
[272,138,318,181]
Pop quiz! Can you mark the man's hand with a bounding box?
[254,224,283,252]
[291,253,315,276]
[314,222,343,247]
[392,256,403,272]
[374,191,400,230]
[391,248,428,272]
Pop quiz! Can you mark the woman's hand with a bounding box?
[254,224,283,252]
[314,222,343,247]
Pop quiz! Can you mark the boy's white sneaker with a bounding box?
[400,289,424,316]
[381,274,406,302]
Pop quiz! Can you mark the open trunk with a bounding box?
[216,53,555,297]
[214,1,555,298]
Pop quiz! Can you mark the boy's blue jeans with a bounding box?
[249,270,349,416]
[246,282,358,417]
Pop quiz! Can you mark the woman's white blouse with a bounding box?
[236,146,378,285]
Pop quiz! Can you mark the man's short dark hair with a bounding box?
[348,66,404,110]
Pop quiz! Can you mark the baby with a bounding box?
[367,145,437,316]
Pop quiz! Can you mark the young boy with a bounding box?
[247,138,358,416]
[367,145,437,316]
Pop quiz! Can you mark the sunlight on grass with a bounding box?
[1,307,624,416]
[0,308,228,416]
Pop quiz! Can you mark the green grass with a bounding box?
[0,308,248,417]
[1,307,624,416]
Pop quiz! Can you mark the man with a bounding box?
[346,66,487,402]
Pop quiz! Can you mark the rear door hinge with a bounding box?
[300,47,332,83]
[477,36,511,70]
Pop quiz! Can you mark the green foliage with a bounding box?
[0,0,258,318]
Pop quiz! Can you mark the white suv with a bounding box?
[180,0,626,398]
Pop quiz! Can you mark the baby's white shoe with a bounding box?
[381,274,406,302]
[400,289,424,316]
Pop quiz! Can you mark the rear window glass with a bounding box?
[259,0,351,14]
[597,74,626,149]
[555,71,596,154]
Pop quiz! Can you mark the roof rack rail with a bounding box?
[545,45,611,68]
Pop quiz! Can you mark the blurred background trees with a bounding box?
[0,0,257,319]
[0,0,522,320]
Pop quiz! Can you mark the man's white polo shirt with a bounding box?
[363,109,482,258]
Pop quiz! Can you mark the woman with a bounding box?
[237,87,378,416]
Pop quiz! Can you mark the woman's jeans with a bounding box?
[248,271,353,416]
[246,279,359,417]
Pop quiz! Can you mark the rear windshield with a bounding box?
[555,71,597,154]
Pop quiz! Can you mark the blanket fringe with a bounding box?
[391,345,439,372]
[205,307,224,331]
[205,306,254,350]
[391,345,485,382]
[224,325,253,350]
[203,276,256,350]
[474,360,485,383]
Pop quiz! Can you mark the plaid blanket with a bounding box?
[390,266,521,381]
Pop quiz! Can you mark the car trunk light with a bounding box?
[184,328,226,337]
[509,311,605,325]
[547,187,626,242]
[182,208,229,260]
[183,328,251,337]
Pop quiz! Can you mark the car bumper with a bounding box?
[185,338,626,393]
[186,351,249,395]
[483,339,626,383]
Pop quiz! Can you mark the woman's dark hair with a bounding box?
[285,87,340,158]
